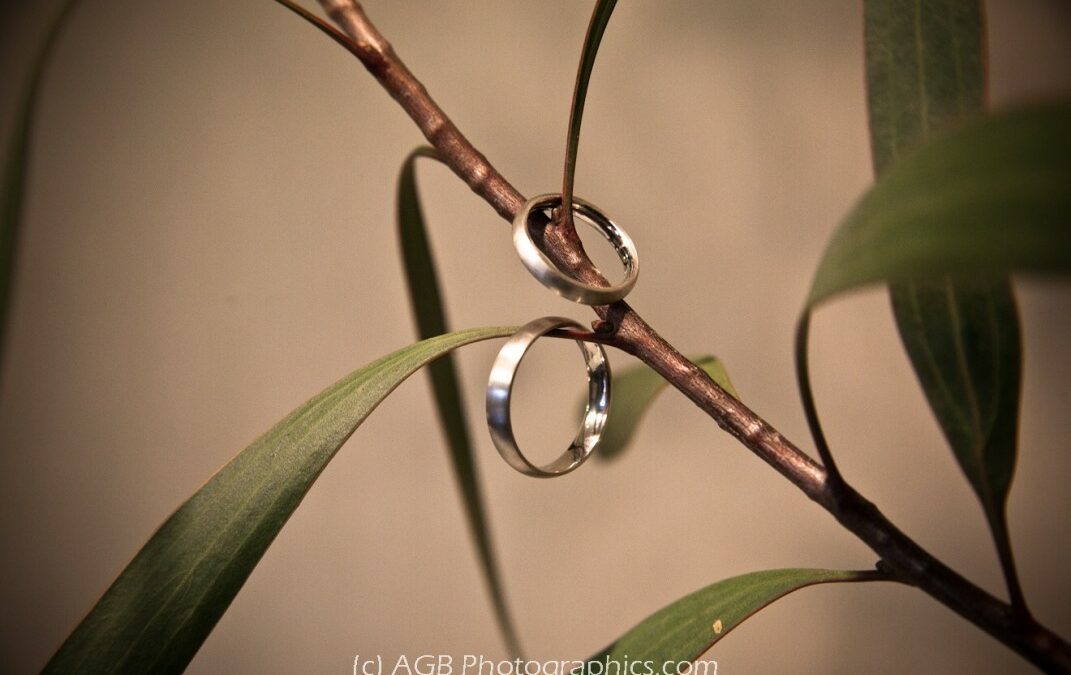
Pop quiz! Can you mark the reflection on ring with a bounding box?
[486,316,611,478]
[512,193,639,305]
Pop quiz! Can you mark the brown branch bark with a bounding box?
[313,1,1071,671]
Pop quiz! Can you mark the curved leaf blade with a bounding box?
[581,569,882,672]
[808,103,1071,305]
[793,101,1069,517]
[397,147,522,656]
[584,355,737,461]
[1,0,81,380]
[44,327,514,675]
[562,0,618,217]
[865,0,1026,608]
[399,147,448,340]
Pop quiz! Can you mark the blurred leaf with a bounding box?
[864,0,985,175]
[808,103,1071,304]
[793,101,1070,501]
[562,0,617,215]
[864,0,1026,608]
[580,569,881,672]
[585,355,737,461]
[44,327,514,675]
[398,148,452,343]
[397,147,522,656]
[1,0,81,380]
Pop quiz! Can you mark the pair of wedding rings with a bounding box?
[486,194,640,478]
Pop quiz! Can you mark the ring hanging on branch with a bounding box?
[486,316,611,478]
[513,193,639,305]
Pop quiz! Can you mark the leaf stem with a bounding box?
[306,2,1069,670]
[793,312,847,488]
[988,501,1030,616]
[561,0,618,233]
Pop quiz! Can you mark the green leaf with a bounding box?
[44,327,514,675]
[808,103,1071,305]
[1,0,81,380]
[397,147,522,656]
[864,0,985,176]
[864,0,1027,609]
[793,103,1070,484]
[585,355,737,461]
[398,148,450,340]
[792,103,1066,544]
[888,279,1021,503]
[580,569,882,672]
[562,0,617,217]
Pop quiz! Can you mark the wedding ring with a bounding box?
[486,316,611,478]
[512,193,639,305]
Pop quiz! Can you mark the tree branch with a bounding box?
[317,0,523,222]
[311,1,1070,671]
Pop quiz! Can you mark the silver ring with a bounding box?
[486,316,611,478]
[512,193,639,305]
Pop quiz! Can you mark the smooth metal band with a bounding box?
[486,316,611,478]
[512,193,639,305]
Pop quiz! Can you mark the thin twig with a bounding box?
[317,0,523,222]
[309,1,1071,671]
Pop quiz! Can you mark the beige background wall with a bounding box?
[1,1,1069,673]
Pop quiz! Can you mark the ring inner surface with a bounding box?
[511,326,607,475]
[531,201,631,285]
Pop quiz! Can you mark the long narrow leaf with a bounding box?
[888,277,1020,553]
[864,0,1026,609]
[580,569,883,672]
[562,0,618,221]
[1,0,81,380]
[584,355,737,461]
[397,147,522,656]
[44,327,514,674]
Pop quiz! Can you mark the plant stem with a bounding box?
[312,1,1070,671]
[317,0,523,222]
